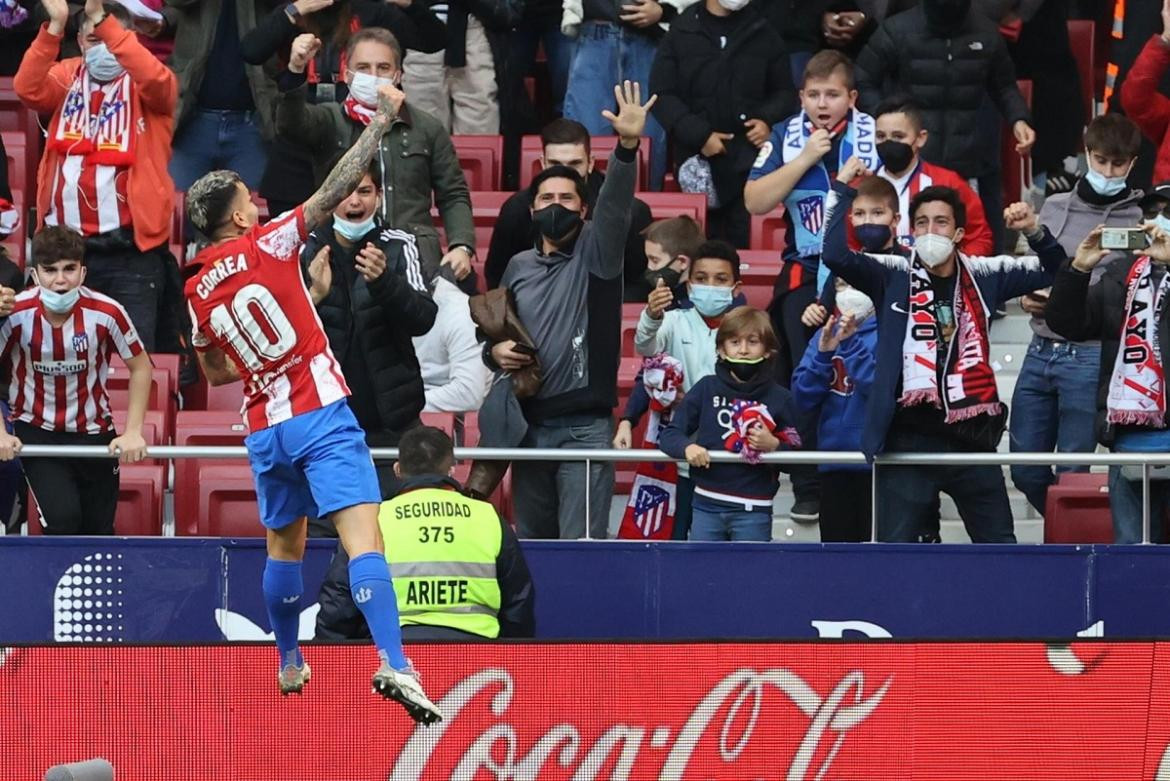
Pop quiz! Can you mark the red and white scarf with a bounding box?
[1107,256,1170,427]
[617,354,684,541]
[343,94,377,126]
[49,68,135,166]
[900,256,1002,422]
[642,353,684,445]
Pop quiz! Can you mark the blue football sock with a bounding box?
[262,558,304,669]
[349,551,407,670]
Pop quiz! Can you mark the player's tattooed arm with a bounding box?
[197,345,242,387]
[302,83,405,230]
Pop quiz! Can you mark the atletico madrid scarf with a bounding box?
[49,68,135,166]
[618,355,683,541]
[1107,256,1170,427]
[899,257,1002,422]
[343,94,377,126]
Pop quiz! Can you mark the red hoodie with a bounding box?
[1121,35,1170,184]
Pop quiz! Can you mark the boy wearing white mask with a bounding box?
[1009,114,1145,518]
[15,0,178,350]
[0,226,150,535]
[822,181,1065,543]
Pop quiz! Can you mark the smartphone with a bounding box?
[1101,227,1150,251]
[512,343,538,357]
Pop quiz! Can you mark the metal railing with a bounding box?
[12,445,1170,544]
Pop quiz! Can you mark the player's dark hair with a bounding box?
[909,185,967,229]
[693,239,741,280]
[186,169,244,238]
[541,118,591,154]
[398,426,456,477]
[529,165,590,207]
[32,226,86,268]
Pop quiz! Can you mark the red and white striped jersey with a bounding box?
[0,287,143,434]
[44,83,133,236]
[184,206,350,433]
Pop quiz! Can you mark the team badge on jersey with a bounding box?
[72,333,88,354]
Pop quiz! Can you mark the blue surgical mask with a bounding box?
[1085,167,1128,198]
[333,214,375,241]
[41,286,81,314]
[689,284,734,317]
[84,43,125,83]
[1153,214,1170,235]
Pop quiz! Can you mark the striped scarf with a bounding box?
[49,69,135,166]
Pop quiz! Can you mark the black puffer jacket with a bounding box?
[650,3,795,206]
[854,4,1030,179]
[1046,256,1170,447]
[300,224,438,438]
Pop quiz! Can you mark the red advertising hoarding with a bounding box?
[2,641,1169,779]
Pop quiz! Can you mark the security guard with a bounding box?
[379,425,535,640]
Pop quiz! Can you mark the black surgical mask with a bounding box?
[855,223,893,252]
[644,264,683,290]
[533,203,583,246]
[876,140,915,174]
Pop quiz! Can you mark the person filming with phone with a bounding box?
[1008,115,1146,521]
[1046,221,1170,544]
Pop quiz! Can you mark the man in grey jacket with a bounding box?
[488,80,656,539]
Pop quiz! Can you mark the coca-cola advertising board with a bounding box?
[3,641,1170,779]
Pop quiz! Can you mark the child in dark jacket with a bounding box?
[659,306,800,541]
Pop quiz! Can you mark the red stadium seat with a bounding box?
[749,207,787,251]
[105,362,176,438]
[452,135,503,191]
[173,410,249,536]
[27,463,165,536]
[432,190,512,262]
[196,463,263,536]
[1067,20,1096,119]
[110,409,167,445]
[739,249,782,288]
[639,192,707,230]
[519,135,651,190]
[1044,473,1112,544]
[420,411,455,437]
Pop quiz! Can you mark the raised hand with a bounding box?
[41,0,69,34]
[818,313,856,352]
[800,128,833,163]
[294,0,336,15]
[801,302,828,328]
[1147,222,1170,264]
[836,155,870,185]
[288,34,322,74]
[308,245,333,304]
[84,0,105,24]
[1003,201,1039,234]
[647,277,674,319]
[376,82,405,120]
[601,80,658,148]
[0,286,16,318]
[1072,225,1109,273]
[355,242,387,282]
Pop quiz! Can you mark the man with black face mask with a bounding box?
[487,80,656,540]
[854,0,1034,252]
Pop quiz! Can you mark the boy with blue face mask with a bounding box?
[1008,114,1145,518]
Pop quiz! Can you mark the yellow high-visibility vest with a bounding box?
[378,487,502,638]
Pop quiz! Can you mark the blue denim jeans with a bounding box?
[510,15,572,114]
[170,109,269,191]
[1009,336,1101,514]
[879,427,1016,543]
[563,21,667,189]
[690,495,772,541]
[1108,429,1170,543]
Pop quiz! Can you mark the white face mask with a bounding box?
[836,287,874,321]
[914,233,955,268]
[40,286,81,314]
[84,43,125,83]
[717,0,751,9]
[348,71,396,108]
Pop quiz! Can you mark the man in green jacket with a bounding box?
[276,26,479,292]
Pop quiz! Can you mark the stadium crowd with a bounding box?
[0,0,1166,546]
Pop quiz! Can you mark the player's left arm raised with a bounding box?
[109,351,152,463]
